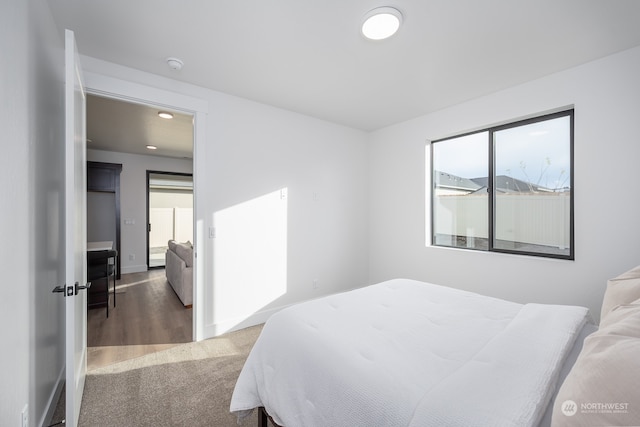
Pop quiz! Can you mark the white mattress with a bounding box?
[230,279,589,426]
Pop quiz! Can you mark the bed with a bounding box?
[230,273,640,426]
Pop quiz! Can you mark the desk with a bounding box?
[88,241,114,252]
[87,241,117,317]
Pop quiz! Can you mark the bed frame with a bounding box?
[258,406,282,427]
[258,407,281,427]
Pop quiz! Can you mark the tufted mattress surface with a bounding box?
[230,278,588,427]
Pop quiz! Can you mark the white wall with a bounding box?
[368,45,640,322]
[87,150,193,273]
[203,92,369,334]
[1,0,66,425]
[0,1,31,424]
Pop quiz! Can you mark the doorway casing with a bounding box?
[83,71,208,342]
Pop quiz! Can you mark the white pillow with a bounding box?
[552,301,640,426]
[600,265,640,320]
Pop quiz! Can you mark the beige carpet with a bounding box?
[77,324,263,427]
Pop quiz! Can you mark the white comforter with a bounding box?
[230,279,588,427]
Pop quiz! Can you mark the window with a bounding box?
[430,110,574,259]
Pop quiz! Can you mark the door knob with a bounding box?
[52,284,74,296]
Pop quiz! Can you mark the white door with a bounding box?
[65,29,88,427]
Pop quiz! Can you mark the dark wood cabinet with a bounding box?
[87,161,121,192]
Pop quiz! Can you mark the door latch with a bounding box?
[52,285,73,297]
[52,282,91,296]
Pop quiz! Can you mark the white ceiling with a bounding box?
[49,0,640,153]
[87,95,193,159]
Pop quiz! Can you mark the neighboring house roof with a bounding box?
[435,172,560,194]
[471,175,553,193]
[434,171,482,193]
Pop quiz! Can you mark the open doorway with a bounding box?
[84,70,208,346]
[85,93,196,368]
[147,171,194,268]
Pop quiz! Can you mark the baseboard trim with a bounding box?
[120,265,148,274]
[203,306,281,339]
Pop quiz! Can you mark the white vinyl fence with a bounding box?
[149,207,193,247]
[434,193,570,249]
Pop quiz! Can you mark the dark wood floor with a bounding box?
[87,269,192,370]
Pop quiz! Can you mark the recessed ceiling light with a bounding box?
[362,7,403,40]
[158,111,174,119]
[146,145,158,150]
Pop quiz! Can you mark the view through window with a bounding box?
[430,110,574,259]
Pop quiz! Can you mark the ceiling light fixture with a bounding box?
[166,57,184,71]
[158,111,174,119]
[146,145,158,150]
[361,7,403,40]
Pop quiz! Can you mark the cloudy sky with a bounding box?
[432,115,571,190]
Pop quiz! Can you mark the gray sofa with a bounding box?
[165,240,193,307]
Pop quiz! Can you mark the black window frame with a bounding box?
[430,109,574,260]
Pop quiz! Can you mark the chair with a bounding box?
[87,249,117,317]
